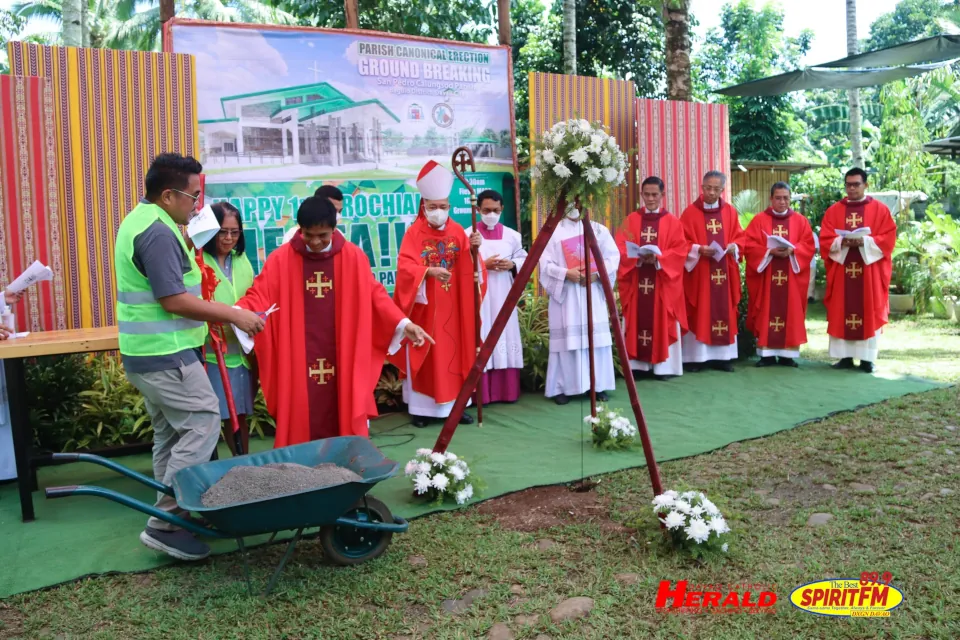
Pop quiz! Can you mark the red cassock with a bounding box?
[819,197,896,342]
[388,216,486,403]
[615,209,688,365]
[744,209,817,350]
[237,231,406,446]
[680,198,745,346]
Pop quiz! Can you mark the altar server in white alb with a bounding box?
[467,190,527,404]
[539,203,620,405]
[0,289,24,482]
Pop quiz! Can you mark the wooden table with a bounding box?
[0,327,119,522]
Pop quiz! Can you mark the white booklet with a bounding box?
[626,242,663,259]
[766,234,795,250]
[836,227,872,239]
[6,261,53,294]
[707,241,728,263]
[231,304,279,354]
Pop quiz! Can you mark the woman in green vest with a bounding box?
[202,202,256,455]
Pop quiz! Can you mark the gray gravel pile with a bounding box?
[201,462,362,507]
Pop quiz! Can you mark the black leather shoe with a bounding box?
[860,361,875,373]
[711,360,735,373]
[777,357,799,368]
[459,413,474,425]
[832,358,855,370]
[654,374,676,381]
[596,391,609,402]
[684,363,703,373]
[554,394,570,406]
[755,357,777,368]
[411,416,430,428]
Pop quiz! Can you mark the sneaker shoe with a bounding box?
[777,357,799,368]
[755,357,777,368]
[554,394,570,406]
[832,358,855,370]
[859,361,875,373]
[140,526,210,561]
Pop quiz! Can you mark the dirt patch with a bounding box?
[0,602,25,639]
[474,484,629,533]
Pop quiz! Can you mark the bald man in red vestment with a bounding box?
[236,197,432,446]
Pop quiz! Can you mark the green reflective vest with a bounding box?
[115,202,206,357]
[202,251,254,369]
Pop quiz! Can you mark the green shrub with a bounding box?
[518,283,550,391]
[26,354,97,452]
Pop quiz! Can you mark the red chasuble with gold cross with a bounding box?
[616,209,688,365]
[680,198,745,346]
[237,231,406,446]
[389,216,486,403]
[744,209,816,350]
[820,197,896,342]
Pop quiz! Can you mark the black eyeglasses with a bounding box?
[844,182,864,188]
[217,229,241,238]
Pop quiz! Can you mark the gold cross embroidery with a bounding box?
[711,269,727,286]
[769,316,785,332]
[772,270,788,286]
[306,272,333,299]
[638,330,652,346]
[712,321,728,336]
[638,278,655,295]
[706,219,722,235]
[640,227,658,242]
[845,314,863,330]
[845,263,863,279]
[772,224,788,238]
[440,281,452,292]
[308,358,335,385]
[846,211,863,228]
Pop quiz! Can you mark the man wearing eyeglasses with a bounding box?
[819,168,897,373]
[114,153,265,562]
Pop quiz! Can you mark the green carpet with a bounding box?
[0,361,942,598]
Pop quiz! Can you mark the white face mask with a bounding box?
[565,207,581,220]
[425,208,449,227]
[481,213,501,228]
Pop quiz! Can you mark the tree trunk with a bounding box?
[80,0,90,47]
[664,1,692,101]
[847,0,864,169]
[563,0,576,75]
[160,0,175,24]
[61,0,82,47]
[497,0,512,47]
[345,0,359,29]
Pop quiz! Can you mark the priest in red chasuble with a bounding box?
[820,168,896,374]
[236,197,432,446]
[744,182,816,367]
[616,176,688,380]
[389,161,487,428]
[680,170,745,373]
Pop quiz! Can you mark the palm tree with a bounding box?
[846,0,864,169]
[662,0,691,101]
[61,0,81,45]
[562,0,575,74]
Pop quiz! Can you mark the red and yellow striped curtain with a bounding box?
[529,72,638,236]
[6,43,199,328]
[635,98,731,214]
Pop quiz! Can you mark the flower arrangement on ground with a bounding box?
[531,119,629,211]
[652,490,731,558]
[585,404,638,450]
[405,448,478,505]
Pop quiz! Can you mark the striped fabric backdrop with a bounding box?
[635,99,731,215]
[529,72,638,235]
[7,43,199,328]
[0,75,67,332]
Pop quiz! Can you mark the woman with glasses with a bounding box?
[202,202,256,455]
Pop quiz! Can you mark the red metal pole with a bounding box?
[582,205,597,417]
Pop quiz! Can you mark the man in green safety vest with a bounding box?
[115,153,265,561]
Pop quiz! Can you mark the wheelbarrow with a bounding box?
[44,436,409,596]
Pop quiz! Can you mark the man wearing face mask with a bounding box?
[236,196,433,445]
[282,185,345,244]
[389,161,486,427]
[538,202,620,405]
[466,190,527,404]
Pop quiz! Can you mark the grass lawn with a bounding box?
[2,308,958,639]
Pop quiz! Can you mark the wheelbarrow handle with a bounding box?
[44,484,231,539]
[334,515,409,533]
[51,452,173,496]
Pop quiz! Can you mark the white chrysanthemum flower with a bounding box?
[553,163,572,179]
[599,150,612,165]
[404,460,419,476]
[416,448,432,457]
[578,119,592,131]
[606,136,618,150]
[605,412,617,420]
[430,452,447,466]
[691,505,705,517]
[591,416,601,425]
[450,465,466,481]
[585,167,602,184]
[531,165,542,180]
[553,131,566,146]
[456,489,469,505]
[652,494,676,511]
[542,149,557,164]
[701,498,720,516]
[674,500,692,514]
[664,490,679,499]
[709,516,730,535]
[616,170,625,185]
[570,148,590,165]
[417,462,432,475]
[681,491,698,501]
[685,518,712,544]
[590,133,606,148]
[464,484,474,498]
[721,543,729,553]
[602,167,618,182]
[663,510,686,530]
[414,473,431,494]
[431,473,450,491]
[444,452,458,462]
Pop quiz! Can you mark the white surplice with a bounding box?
[0,293,14,480]
[467,224,527,372]
[540,218,619,397]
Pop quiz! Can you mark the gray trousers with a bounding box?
[127,361,220,532]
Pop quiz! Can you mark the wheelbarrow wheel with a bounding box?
[320,496,393,566]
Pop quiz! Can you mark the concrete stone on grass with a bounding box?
[488,623,514,640]
[807,513,833,527]
[549,597,594,623]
